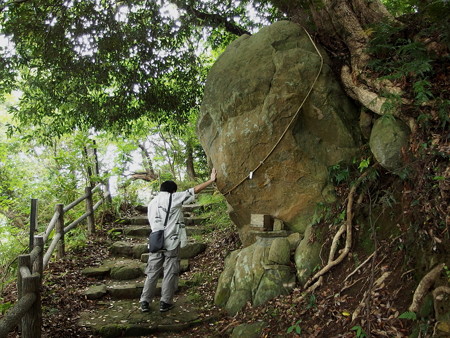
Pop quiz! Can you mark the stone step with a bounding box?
[114,225,208,239]
[110,241,148,259]
[84,278,189,300]
[184,216,208,226]
[186,226,208,237]
[134,201,213,215]
[123,226,150,237]
[112,240,206,261]
[140,242,207,263]
[82,258,190,281]
[79,297,207,337]
[117,215,148,226]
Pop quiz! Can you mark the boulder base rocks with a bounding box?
[214,236,295,314]
[198,21,361,245]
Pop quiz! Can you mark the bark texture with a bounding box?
[276,0,401,116]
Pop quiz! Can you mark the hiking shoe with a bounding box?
[140,301,150,313]
[159,301,175,312]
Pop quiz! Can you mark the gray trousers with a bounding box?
[140,246,180,304]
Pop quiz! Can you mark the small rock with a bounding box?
[85,284,107,300]
[287,232,301,251]
[180,242,207,259]
[110,265,144,280]
[110,241,134,257]
[231,321,267,338]
[268,237,290,265]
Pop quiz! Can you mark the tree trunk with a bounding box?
[130,144,158,181]
[276,0,401,116]
[186,141,196,180]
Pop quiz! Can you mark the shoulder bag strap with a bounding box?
[163,193,173,228]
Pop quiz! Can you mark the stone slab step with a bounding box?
[79,297,206,337]
[140,242,206,262]
[85,278,189,300]
[186,226,208,236]
[117,215,148,226]
[101,258,147,280]
[110,241,147,259]
[123,226,150,237]
[135,201,216,214]
[184,216,208,226]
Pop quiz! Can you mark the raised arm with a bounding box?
[193,168,217,194]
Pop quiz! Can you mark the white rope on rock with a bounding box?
[222,27,324,196]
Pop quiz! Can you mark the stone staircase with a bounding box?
[78,202,211,337]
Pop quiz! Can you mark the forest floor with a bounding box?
[2,208,420,337]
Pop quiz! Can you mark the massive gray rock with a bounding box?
[197,21,361,245]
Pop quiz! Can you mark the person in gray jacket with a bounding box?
[140,168,217,313]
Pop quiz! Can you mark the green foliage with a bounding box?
[398,311,417,320]
[0,300,12,315]
[358,158,371,172]
[328,162,350,185]
[366,20,434,111]
[196,193,232,231]
[436,99,450,130]
[65,227,88,251]
[444,265,450,282]
[0,0,277,136]
[351,325,367,337]
[382,0,415,16]
[306,293,316,310]
[287,320,302,335]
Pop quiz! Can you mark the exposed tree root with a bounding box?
[352,271,391,321]
[344,251,376,283]
[304,169,372,289]
[408,263,445,313]
[433,286,450,319]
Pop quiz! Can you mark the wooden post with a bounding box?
[55,204,65,260]
[33,236,44,279]
[85,186,95,234]
[29,199,38,253]
[21,273,41,338]
[17,255,31,300]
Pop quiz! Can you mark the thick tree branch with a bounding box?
[171,0,251,36]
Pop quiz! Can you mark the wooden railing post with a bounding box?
[85,186,95,234]
[29,199,38,253]
[21,274,41,338]
[17,255,31,301]
[33,236,44,279]
[55,204,65,260]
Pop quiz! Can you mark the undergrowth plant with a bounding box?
[196,193,234,231]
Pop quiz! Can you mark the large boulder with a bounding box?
[197,21,360,245]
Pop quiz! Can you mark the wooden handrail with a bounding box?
[0,293,37,337]
[40,210,59,243]
[0,180,111,337]
[91,183,102,193]
[42,232,62,269]
[63,212,90,234]
[63,193,88,213]
[93,199,102,211]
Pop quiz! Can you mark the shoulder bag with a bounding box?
[148,193,172,253]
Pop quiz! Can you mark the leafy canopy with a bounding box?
[0,0,279,136]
